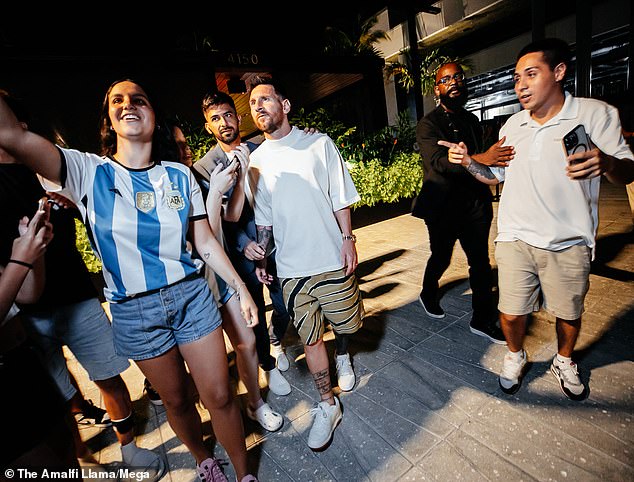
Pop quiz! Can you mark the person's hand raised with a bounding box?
[474,136,515,167]
[12,206,53,266]
[438,140,471,165]
[209,158,240,196]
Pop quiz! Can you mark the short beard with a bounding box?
[439,91,467,111]
[255,118,280,134]
[219,129,239,144]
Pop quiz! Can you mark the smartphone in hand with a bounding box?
[34,196,51,231]
[219,154,240,171]
[232,155,241,174]
[562,125,592,163]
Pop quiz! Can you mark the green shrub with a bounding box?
[182,122,217,161]
[292,107,422,207]
[75,219,102,273]
[349,151,423,207]
[291,107,359,162]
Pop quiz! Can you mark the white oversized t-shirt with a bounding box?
[249,127,360,278]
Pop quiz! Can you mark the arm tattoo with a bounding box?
[466,160,496,180]
[256,225,273,257]
[313,369,332,396]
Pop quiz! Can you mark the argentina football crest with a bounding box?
[166,188,185,210]
[136,192,156,212]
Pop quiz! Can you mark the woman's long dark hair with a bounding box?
[98,78,178,163]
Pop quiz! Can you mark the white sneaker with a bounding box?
[121,444,167,482]
[246,402,283,432]
[265,367,291,396]
[307,397,342,451]
[550,356,587,401]
[335,353,355,392]
[271,344,289,372]
[499,349,527,394]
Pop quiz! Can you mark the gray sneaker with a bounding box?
[121,445,167,482]
[307,397,342,451]
[265,367,291,396]
[271,344,290,372]
[550,357,588,401]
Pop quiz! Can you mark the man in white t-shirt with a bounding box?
[248,75,364,451]
[439,38,634,401]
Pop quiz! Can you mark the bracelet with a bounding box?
[342,234,357,242]
[8,259,34,270]
[235,282,246,291]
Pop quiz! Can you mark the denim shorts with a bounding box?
[110,275,222,360]
[215,272,236,305]
[21,297,130,401]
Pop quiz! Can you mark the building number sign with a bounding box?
[226,53,260,66]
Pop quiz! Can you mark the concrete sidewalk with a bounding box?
[70,180,634,482]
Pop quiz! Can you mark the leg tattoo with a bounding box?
[313,369,333,402]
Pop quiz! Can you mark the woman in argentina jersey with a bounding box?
[0,79,260,482]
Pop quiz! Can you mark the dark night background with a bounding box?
[1,3,392,149]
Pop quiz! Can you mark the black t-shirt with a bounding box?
[412,106,493,222]
[0,164,98,308]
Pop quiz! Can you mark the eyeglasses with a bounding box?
[436,72,465,85]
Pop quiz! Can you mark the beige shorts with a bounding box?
[281,268,364,346]
[495,240,591,320]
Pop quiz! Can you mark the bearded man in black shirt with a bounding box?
[412,62,514,343]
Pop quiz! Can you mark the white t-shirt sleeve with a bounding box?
[490,166,506,182]
[325,138,360,210]
[587,103,634,161]
[251,166,273,226]
[492,123,510,182]
[57,147,98,205]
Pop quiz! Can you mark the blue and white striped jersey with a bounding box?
[58,147,206,302]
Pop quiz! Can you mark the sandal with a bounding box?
[246,403,283,432]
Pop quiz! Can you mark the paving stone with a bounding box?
[458,397,634,481]
[69,181,633,481]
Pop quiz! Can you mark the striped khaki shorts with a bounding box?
[281,268,364,345]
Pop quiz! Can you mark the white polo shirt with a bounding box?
[492,92,633,255]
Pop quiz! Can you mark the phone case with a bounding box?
[562,124,591,157]
[37,196,49,211]
[219,155,239,171]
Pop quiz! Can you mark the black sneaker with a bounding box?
[418,292,445,318]
[144,378,163,406]
[469,319,507,345]
[74,399,112,427]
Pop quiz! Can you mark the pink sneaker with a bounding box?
[197,457,227,482]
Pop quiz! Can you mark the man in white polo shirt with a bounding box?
[439,38,634,401]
